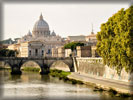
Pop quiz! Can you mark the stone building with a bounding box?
[0,44,9,49]
[19,41,45,57]
[67,35,86,43]
[76,46,92,57]
[65,49,72,57]
[8,43,20,51]
[91,46,100,57]
[8,43,20,56]
[18,14,64,55]
[52,47,58,57]
[8,41,45,57]
[85,31,97,46]
[8,14,65,57]
[57,47,65,57]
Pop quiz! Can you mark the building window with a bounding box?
[42,50,44,56]
[35,49,38,56]
[29,50,31,56]
[48,49,51,54]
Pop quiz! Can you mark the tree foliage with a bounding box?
[64,42,84,51]
[96,6,133,74]
[0,49,18,57]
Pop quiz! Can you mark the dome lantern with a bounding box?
[40,13,43,20]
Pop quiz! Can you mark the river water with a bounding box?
[0,70,132,100]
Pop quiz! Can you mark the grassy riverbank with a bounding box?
[0,67,11,70]
[49,69,83,84]
[21,67,40,72]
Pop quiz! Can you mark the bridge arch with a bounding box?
[20,60,42,69]
[20,60,42,71]
[1,61,12,69]
[49,60,73,72]
[18,59,49,74]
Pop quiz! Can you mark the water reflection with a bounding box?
[9,75,21,81]
[41,75,50,82]
[0,70,132,100]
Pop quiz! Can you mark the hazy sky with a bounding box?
[3,3,129,40]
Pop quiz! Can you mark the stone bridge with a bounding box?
[0,57,74,75]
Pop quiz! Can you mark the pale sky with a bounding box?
[3,3,129,40]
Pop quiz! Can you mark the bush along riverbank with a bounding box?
[49,69,83,85]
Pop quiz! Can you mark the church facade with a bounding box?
[8,14,65,57]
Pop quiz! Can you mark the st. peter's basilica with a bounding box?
[8,14,65,57]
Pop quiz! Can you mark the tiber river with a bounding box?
[0,64,132,100]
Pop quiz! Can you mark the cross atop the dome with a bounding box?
[40,13,43,20]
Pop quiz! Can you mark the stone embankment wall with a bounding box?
[75,57,133,82]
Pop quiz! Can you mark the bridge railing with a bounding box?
[0,56,72,60]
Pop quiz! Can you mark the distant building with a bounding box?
[17,14,65,55]
[85,31,97,46]
[91,46,100,57]
[8,14,65,57]
[8,43,20,51]
[0,38,14,45]
[57,47,65,57]
[52,47,58,57]
[8,41,45,57]
[66,33,97,45]
[0,44,8,49]
[14,38,20,42]
[65,49,72,57]
[76,46,92,57]
[20,41,45,57]
[67,35,86,42]
[52,46,65,58]
[0,38,20,45]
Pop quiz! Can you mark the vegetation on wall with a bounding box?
[64,42,84,51]
[96,6,133,74]
[0,49,18,57]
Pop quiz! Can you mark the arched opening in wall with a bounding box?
[50,61,70,72]
[21,61,41,73]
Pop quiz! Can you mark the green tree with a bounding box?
[64,42,84,51]
[0,49,18,57]
[96,6,133,74]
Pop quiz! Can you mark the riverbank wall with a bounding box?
[74,57,133,82]
[70,57,133,94]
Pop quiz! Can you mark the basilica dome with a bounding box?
[32,14,50,37]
